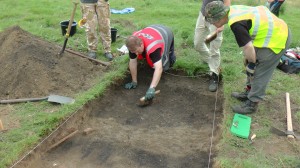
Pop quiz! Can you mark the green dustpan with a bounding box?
[230,113,252,139]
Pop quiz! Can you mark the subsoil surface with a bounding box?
[0,26,224,168]
[16,66,224,168]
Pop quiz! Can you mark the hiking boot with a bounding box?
[88,51,97,59]
[232,100,258,114]
[104,52,113,61]
[231,89,250,101]
[208,72,219,92]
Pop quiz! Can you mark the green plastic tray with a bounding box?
[230,113,251,139]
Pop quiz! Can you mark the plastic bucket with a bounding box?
[60,20,77,37]
[111,28,118,43]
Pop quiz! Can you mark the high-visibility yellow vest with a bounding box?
[228,5,288,54]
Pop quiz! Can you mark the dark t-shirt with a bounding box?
[129,48,162,64]
[230,20,252,47]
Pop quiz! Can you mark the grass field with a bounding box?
[1,0,300,167]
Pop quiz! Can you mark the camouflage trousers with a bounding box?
[80,0,111,53]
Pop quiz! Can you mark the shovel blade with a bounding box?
[48,95,75,104]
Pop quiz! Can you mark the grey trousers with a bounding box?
[248,29,292,102]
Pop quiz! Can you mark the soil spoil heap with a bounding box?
[0,26,104,100]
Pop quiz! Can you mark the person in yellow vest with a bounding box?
[205,1,292,114]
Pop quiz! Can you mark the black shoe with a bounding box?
[231,89,250,101]
[88,51,97,59]
[104,52,113,61]
[208,72,219,92]
[232,100,258,114]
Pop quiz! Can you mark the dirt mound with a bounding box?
[0,26,105,100]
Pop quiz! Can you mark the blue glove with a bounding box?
[124,81,137,89]
[246,63,256,77]
[145,88,155,100]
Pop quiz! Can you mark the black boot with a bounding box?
[232,100,258,114]
[104,52,113,61]
[88,51,97,59]
[208,72,219,92]
[231,88,250,101]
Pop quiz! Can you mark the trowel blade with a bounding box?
[137,99,153,107]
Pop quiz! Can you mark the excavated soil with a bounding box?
[0,26,105,100]
[0,26,224,168]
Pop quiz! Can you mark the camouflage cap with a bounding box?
[205,1,229,24]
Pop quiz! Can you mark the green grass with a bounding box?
[1,0,300,167]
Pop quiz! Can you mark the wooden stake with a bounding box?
[286,93,294,139]
[0,119,4,130]
[65,48,111,66]
[48,130,78,150]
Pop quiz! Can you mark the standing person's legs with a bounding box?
[248,48,282,102]
[249,30,292,102]
[80,3,98,58]
[96,0,113,60]
[194,12,222,92]
[232,29,292,114]
[208,23,222,76]
[194,12,222,75]
[231,48,284,114]
[194,12,210,64]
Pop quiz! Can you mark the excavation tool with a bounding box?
[286,92,299,139]
[249,133,256,144]
[138,90,160,107]
[270,126,300,139]
[65,48,111,66]
[205,31,217,44]
[286,92,294,139]
[270,93,300,139]
[48,129,78,151]
[0,119,4,131]
[0,95,75,105]
[59,2,78,55]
